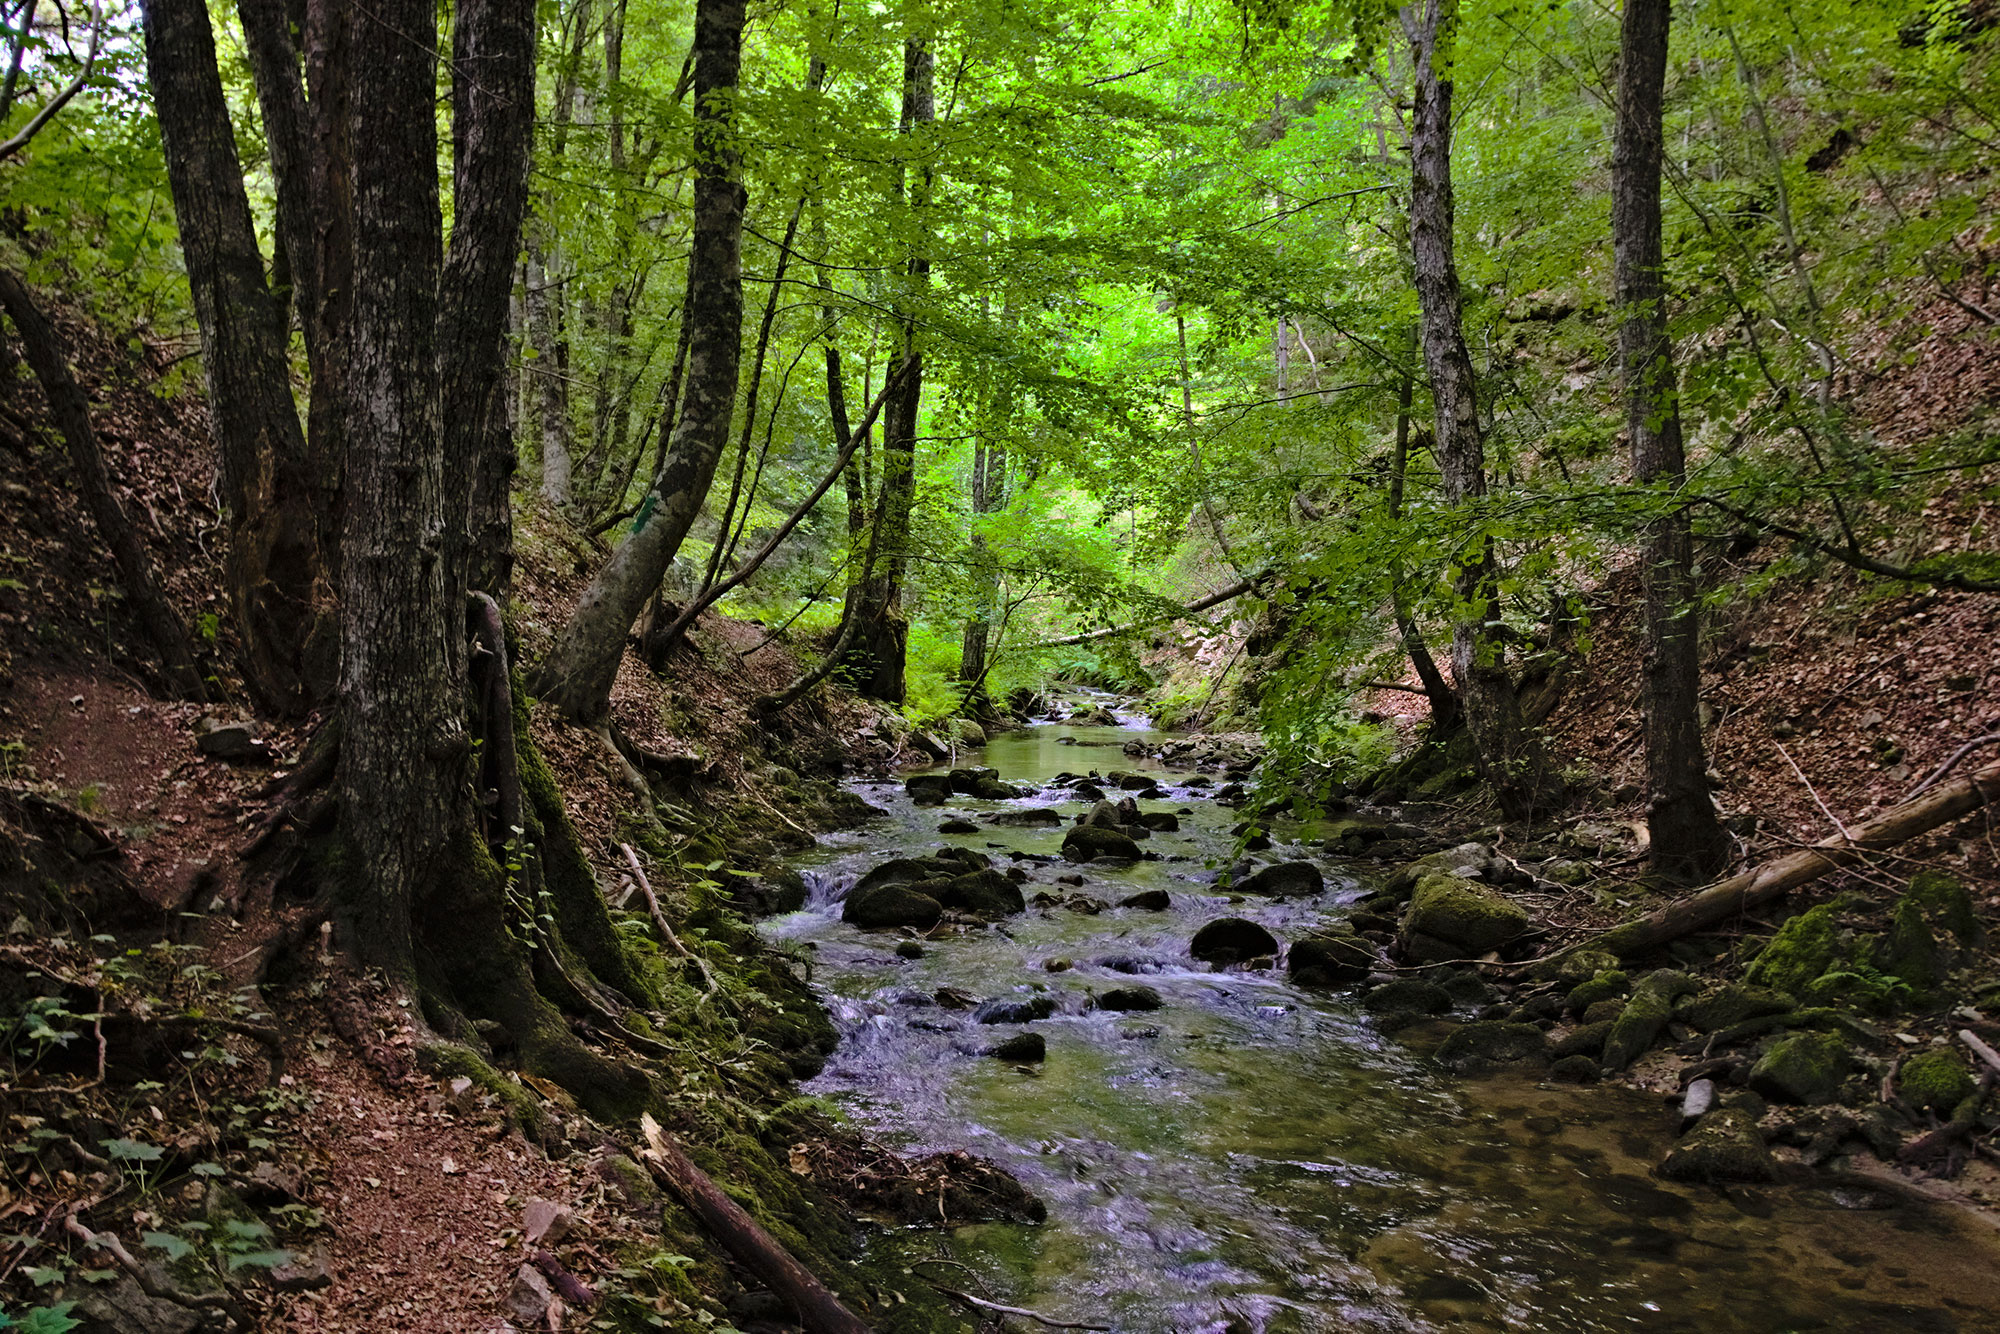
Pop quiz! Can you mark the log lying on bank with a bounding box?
[636,1114,871,1334]
[1533,758,2000,968]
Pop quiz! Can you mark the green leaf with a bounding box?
[224,1248,293,1272]
[99,1137,164,1163]
[141,1230,195,1261]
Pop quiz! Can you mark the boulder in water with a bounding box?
[1062,825,1142,863]
[858,856,970,893]
[1658,1106,1776,1183]
[905,774,951,805]
[1190,917,1279,965]
[1399,873,1528,960]
[1433,1021,1548,1073]
[1137,811,1180,832]
[1097,985,1163,1012]
[1234,861,1324,898]
[985,1032,1045,1062]
[938,818,981,834]
[1118,889,1171,911]
[1361,979,1452,1016]
[1072,781,1108,801]
[991,808,1063,828]
[933,870,1027,918]
[1287,932,1374,986]
[842,884,943,930]
[974,995,1058,1024]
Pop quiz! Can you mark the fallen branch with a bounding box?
[1521,758,2000,968]
[66,1210,248,1326]
[1962,1029,2000,1079]
[933,1286,1111,1330]
[618,843,726,1007]
[1908,733,2000,801]
[635,1114,871,1334]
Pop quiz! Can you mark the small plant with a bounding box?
[0,1299,83,1333]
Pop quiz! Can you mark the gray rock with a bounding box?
[1234,861,1324,898]
[1118,889,1171,910]
[991,808,1064,828]
[1189,917,1279,965]
[1097,986,1163,1012]
[986,1032,1045,1062]
[1062,825,1142,863]
[841,884,943,930]
[974,996,1058,1024]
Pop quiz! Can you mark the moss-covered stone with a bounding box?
[1400,873,1529,960]
[1680,984,1793,1033]
[1362,978,1453,1015]
[1899,1049,1977,1112]
[1748,1031,1850,1105]
[1552,1020,1613,1060]
[1287,931,1374,986]
[1601,970,1700,1071]
[1742,903,1862,999]
[1566,969,1629,1015]
[931,869,1026,918]
[841,884,943,930]
[1061,825,1142,862]
[1658,1107,1777,1183]
[1871,897,1951,996]
[1433,1021,1547,1072]
[1906,871,1978,944]
[1550,1054,1601,1083]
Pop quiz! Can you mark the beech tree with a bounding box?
[1613,0,1731,879]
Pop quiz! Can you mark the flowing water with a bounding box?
[762,705,2000,1332]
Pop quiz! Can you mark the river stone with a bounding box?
[1742,902,1862,999]
[1361,979,1452,1016]
[947,766,999,793]
[1565,970,1629,1015]
[1680,984,1792,1033]
[1602,970,1701,1071]
[990,808,1064,828]
[937,846,991,869]
[974,777,1028,800]
[986,1032,1045,1062]
[905,774,951,805]
[841,884,943,930]
[1434,1021,1547,1072]
[1552,1020,1613,1060]
[945,718,988,746]
[1189,917,1279,965]
[895,941,925,960]
[1581,998,1625,1025]
[1872,896,1952,996]
[1400,873,1528,958]
[1073,781,1108,800]
[938,819,981,834]
[1382,844,1498,899]
[857,856,968,892]
[1138,811,1181,832]
[934,870,1026,918]
[1658,1106,1776,1183]
[1114,773,1158,791]
[1097,985,1163,1012]
[1287,932,1374,986]
[1547,1054,1600,1083]
[1440,972,1496,1007]
[1062,825,1142,863]
[1234,861,1324,898]
[974,996,1058,1024]
[1898,1050,1977,1112]
[1119,889,1171,911]
[1748,1032,1849,1105]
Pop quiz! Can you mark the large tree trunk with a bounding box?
[531,0,747,724]
[0,271,209,701]
[839,35,933,704]
[1614,0,1730,880]
[140,0,336,714]
[1403,0,1552,821]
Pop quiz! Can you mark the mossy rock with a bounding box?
[1658,1106,1777,1183]
[1748,1031,1850,1105]
[1601,970,1700,1071]
[1742,902,1864,999]
[1566,969,1629,1015]
[1361,978,1452,1016]
[1906,871,1979,944]
[1287,931,1374,986]
[841,884,943,930]
[1679,984,1793,1033]
[856,856,966,892]
[931,869,1026,918]
[1549,1054,1601,1083]
[1899,1049,1977,1113]
[1552,1020,1614,1060]
[985,1032,1045,1062]
[1061,825,1142,862]
[1400,873,1529,958]
[1434,1021,1547,1072]
[1870,897,1952,998]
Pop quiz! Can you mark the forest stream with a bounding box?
[762,701,2000,1334]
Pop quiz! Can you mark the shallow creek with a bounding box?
[762,709,2000,1332]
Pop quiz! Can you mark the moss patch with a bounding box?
[1899,1050,1977,1112]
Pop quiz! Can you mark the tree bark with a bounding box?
[838,34,933,704]
[532,0,747,724]
[0,271,209,700]
[1615,0,1730,881]
[141,0,335,714]
[1402,0,1552,820]
[1386,331,1456,731]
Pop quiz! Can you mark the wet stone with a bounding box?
[1097,985,1164,1012]
[1189,917,1279,965]
[1119,889,1171,910]
[986,1032,1045,1062]
[974,996,1058,1024]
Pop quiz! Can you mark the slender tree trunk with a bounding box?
[839,34,932,704]
[0,271,209,700]
[141,0,335,714]
[532,0,747,724]
[1403,0,1552,821]
[1386,337,1457,731]
[1615,0,1729,880]
[438,0,535,609]
[527,247,575,511]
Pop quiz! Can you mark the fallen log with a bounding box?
[636,1114,871,1334]
[1530,758,2000,968]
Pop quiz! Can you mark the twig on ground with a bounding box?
[619,842,727,1007]
[1908,734,2000,801]
[932,1286,1113,1330]
[66,1210,249,1325]
[1776,740,1852,841]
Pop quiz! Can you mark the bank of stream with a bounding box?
[763,705,2000,1332]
